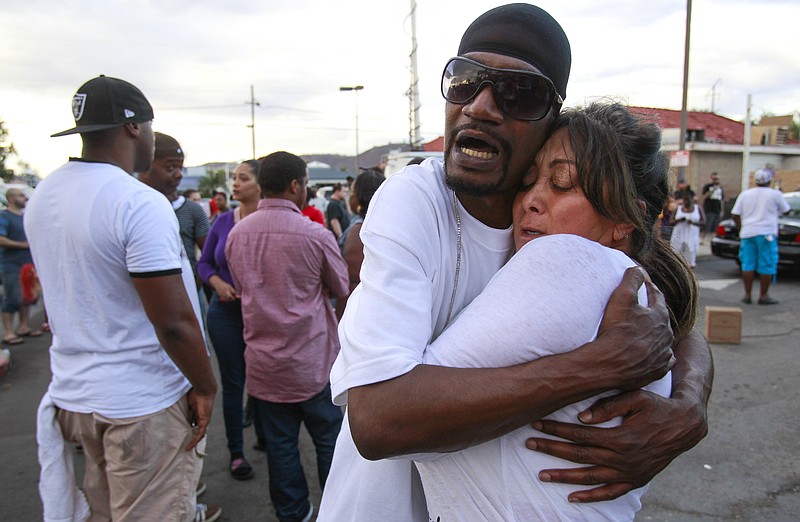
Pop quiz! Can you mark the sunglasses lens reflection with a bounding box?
[442,58,557,121]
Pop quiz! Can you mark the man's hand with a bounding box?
[185,387,215,450]
[594,267,675,391]
[526,389,708,502]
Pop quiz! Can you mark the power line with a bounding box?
[157,103,322,114]
[157,104,244,111]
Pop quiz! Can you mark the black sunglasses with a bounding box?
[441,57,563,121]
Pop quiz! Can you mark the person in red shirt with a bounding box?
[301,186,325,225]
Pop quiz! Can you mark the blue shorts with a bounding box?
[0,270,22,313]
[739,235,779,275]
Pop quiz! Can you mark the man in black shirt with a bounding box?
[701,172,724,243]
[326,183,351,239]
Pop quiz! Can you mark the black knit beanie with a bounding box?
[457,3,571,101]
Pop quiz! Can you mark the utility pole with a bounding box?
[709,78,721,113]
[246,85,260,159]
[678,0,692,183]
[407,0,422,149]
[742,94,752,194]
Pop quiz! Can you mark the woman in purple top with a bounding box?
[198,159,261,480]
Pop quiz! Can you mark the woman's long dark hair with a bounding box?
[353,169,386,218]
[552,102,698,339]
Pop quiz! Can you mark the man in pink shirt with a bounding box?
[226,151,348,522]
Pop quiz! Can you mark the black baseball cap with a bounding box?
[154,132,184,159]
[51,75,154,137]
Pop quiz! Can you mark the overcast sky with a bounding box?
[2,0,799,177]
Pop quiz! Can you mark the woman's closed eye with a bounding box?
[545,159,577,192]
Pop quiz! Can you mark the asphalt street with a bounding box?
[2,243,798,521]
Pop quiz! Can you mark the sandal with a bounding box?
[41,322,51,333]
[16,329,43,337]
[2,336,24,345]
[230,457,254,480]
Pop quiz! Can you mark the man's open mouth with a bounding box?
[457,136,499,160]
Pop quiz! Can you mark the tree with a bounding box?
[0,120,17,182]
[198,169,227,198]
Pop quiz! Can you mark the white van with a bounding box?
[383,151,443,178]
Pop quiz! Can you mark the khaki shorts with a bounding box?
[57,395,204,522]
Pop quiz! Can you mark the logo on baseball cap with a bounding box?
[51,75,154,137]
[154,132,184,159]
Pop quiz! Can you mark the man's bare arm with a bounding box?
[525,327,712,502]
[0,236,28,249]
[348,267,674,460]
[330,218,343,239]
[669,326,713,421]
[132,274,217,450]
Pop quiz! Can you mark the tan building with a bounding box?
[753,115,795,146]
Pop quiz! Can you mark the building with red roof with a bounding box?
[629,107,746,145]
[629,107,800,198]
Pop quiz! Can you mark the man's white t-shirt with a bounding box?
[319,159,514,521]
[731,187,790,238]
[417,235,671,521]
[25,160,197,418]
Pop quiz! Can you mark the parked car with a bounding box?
[710,191,800,268]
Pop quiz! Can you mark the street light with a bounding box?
[339,85,364,174]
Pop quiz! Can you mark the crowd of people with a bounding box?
[16,3,726,522]
[25,95,385,520]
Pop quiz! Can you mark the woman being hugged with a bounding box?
[416,102,698,521]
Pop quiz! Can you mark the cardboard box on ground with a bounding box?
[705,306,743,344]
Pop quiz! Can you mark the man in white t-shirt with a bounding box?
[731,168,790,304]
[26,75,219,522]
[319,4,713,521]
